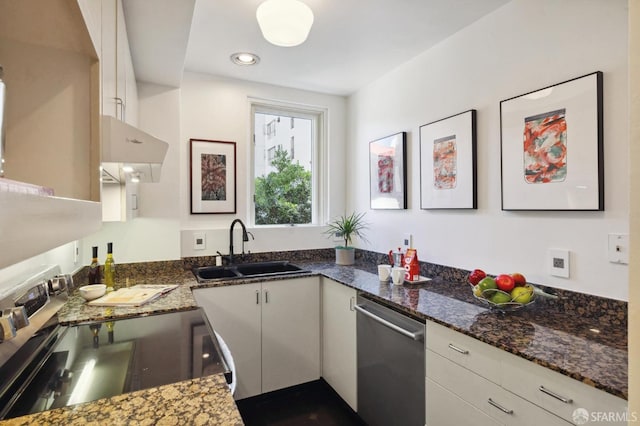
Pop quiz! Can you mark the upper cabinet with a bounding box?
[0,0,102,269]
[101,0,138,126]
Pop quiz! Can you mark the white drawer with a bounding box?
[501,353,628,425]
[426,320,503,384]
[426,377,500,426]
[427,349,570,426]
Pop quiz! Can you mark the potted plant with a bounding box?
[324,211,368,265]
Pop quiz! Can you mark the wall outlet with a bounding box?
[608,233,629,264]
[193,233,206,250]
[402,233,413,250]
[548,249,570,278]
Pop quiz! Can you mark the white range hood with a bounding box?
[101,115,169,183]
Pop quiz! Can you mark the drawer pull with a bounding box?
[539,385,573,404]
[448,343,469,355]
[488,398,513,415]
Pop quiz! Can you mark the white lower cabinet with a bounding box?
[425,321,627,426]
[321,278,357,411]
[426,377,501,426]
[193,277,320,400]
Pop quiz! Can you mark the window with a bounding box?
[251,101,325,226]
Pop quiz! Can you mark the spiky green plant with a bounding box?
[324,212,368,248]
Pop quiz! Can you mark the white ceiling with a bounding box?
[123,0,510,96]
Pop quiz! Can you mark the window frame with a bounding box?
[249,98,327,227]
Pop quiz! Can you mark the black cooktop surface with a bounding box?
[1,308,229,419]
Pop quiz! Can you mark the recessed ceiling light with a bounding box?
[230,52,260,66]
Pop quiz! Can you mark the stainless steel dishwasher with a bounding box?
[355,295,425,426]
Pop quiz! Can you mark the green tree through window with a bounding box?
[254,147,311,225]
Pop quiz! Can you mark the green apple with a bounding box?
[490,291,512,305]
[477,277,497,297]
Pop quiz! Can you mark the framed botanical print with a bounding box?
[190,139,237,214]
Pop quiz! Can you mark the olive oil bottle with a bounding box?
[104,242,116,292]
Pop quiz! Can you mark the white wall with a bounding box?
[81,83,182,264]
[347,0,629,300]
[179,72,347,257]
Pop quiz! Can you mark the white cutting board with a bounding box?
[87,284,178,307]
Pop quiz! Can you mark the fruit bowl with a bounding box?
[472,286,536,312]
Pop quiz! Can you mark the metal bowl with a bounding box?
[471,286,536,312]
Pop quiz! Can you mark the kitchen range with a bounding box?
[0,267,233,422]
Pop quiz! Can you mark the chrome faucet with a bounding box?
[229,219,250,264]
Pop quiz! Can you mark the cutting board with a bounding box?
[87,284,178,307]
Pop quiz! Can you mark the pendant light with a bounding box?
[256,0,314,47]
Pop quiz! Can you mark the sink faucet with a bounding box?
[229,219,250,264]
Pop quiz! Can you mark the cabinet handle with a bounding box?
[349,297,355,311]
[448,343,469,355]
[539,385,573,404]
[264,289,269,304]
[255,290,260,304]
[488,398,513,415]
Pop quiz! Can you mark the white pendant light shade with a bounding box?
[256,0,314,47]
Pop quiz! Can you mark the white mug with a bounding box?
[391,267,405,285]
[378,265,392,281]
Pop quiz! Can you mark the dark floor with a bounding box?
[236,380,365,426]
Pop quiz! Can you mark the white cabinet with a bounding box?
[193,277,321,400]
[101,0,137,123]
[321,278,357,411]
[426,378,501,426]
[0,0,102,268]
[425,321,627,426]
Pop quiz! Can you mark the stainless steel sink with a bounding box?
[192,261,307,283]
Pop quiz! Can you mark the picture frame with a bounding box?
[369,132,407,210]
[190,139,237,214]
[500,71,603,211]
[419,110,477,209]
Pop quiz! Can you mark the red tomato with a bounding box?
[496,274,516,292]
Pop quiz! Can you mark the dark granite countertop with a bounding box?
[10,256,625,425]
[297,261,628,401]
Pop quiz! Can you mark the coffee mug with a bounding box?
[391,267,405,285]
[378,265,392,281]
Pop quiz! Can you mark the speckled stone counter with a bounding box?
[57,282,198,325]
[297,261,628,400]
[0,374,243,426]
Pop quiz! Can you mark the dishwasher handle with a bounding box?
[354,304,424,341]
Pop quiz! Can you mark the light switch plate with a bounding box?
[608,233,629,264]
[549,249,570,278]
[193,233,206,250]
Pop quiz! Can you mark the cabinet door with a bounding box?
[321,278,357,411]
[426,378,500,426]
[261,277,320,394]
[193,283,262,400]
[101,0,117,117]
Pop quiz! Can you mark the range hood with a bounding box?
[101,115,169,183]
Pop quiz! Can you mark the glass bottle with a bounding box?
[104,242,116,292]
[88,246,102,284]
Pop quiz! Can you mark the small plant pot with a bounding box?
[335,247,355,265]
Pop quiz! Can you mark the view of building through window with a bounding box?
[253,110,314,225]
